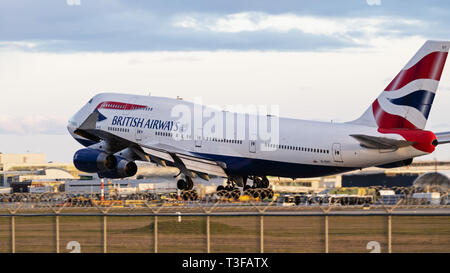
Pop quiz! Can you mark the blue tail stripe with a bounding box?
[94,109,108,121]
[388,90,435,118]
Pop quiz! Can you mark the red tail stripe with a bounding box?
[372,99,417,129]
[384,51,448,91]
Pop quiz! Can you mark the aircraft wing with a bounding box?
[350,134,415,150]
[140,142,228,179]
[435,131,450,145]
[74,111,228,180]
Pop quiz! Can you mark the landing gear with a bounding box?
[243,188,274,200]
[252,176,269,188]
[181,190,198,201]
[177,176,194,191]
[216,186,241,200]
[214,176,274,201]
[215,179,241,200]
[177,176,197,201]
[177,179,186,190]
[242,176,274,200]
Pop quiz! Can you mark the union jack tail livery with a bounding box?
[352,40,450,130]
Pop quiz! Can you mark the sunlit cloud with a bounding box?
[173,12,424,44]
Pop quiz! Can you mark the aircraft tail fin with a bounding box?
[351,40,450,129]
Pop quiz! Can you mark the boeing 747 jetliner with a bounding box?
[68,40,450,197]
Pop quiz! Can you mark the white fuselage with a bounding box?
[68,93,428,178]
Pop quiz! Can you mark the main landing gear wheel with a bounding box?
[243,176,273,200]
[216,185,241,200]
[252,176,269,188]
[181,190,199,201]
[243,188,274,200]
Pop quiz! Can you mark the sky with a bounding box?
[0,0,450,162]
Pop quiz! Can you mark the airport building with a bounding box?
[1,151,449,194]
[270,175,341,193]
[341,161,450,188]
[269,161,450,193]
[0,153,46,165]
[0,153,78,187]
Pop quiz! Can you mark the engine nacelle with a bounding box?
[98,157,138,178]
[73,148,117,173]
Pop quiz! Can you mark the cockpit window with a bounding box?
[88,98,93,104]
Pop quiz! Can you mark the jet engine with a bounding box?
[98,157,138,178]
[73,148,117,173]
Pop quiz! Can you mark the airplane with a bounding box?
[67,40,450,199]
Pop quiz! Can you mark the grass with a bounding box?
[0,214,448,253]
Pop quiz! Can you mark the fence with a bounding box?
[0,194,449,253]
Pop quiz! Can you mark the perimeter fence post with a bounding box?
[154,215,158,253]
[103,215,107,253]
[387,214,392,253]
[11,215,15,253]
[260,214,264,253]
[55,214,60,253]
[206,215,210,253]
[324,215,329,253]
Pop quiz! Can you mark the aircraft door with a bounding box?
[195,126,202,147]
[249,140,256,153]
[332,143,343,162]
[135,128,143,142]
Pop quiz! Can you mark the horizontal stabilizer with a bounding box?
[435,131,450,145]
[350,134,415,150]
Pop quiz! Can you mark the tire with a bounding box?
[186,178,194,191]
[260,190,267,200]
[252,189,260,198]
[231,189,241,200]
[254,179,262,188]
[261,177,270,188]
[191,191,198,201]
[182,191,191,201]
[177,179,187,190]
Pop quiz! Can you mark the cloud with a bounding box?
[173,12,424,44]
[0,115,67,135]
[0,0,445,52]
[0,41,40,50]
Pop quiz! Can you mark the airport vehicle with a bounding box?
[67,40,450,195]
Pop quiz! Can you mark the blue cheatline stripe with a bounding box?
[387,90,435,118]
[94,109,107,121]
[192,152,355,178]
[72,138,355,178]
